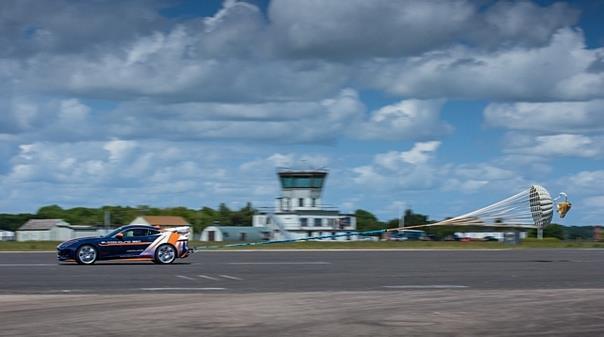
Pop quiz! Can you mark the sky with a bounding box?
[1,0,603,225]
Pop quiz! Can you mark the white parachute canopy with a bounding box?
[411,185,554,229]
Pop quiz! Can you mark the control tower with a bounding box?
[252,167,356,241]
[275,168,328,212]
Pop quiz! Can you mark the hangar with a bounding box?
[16,219,99,241]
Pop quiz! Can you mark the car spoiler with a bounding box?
[162,226,191,235]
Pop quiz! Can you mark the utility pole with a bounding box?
[104,209,110,230]
[399,209,405,231]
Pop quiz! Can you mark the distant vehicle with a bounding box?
[388,229,426,241]
[57,225,191,265]
[483,236,499,242]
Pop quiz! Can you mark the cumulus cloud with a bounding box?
[442,164,524,193]
[4,89,448,144]
[503,134,604,158]
[0,0,165,58]
[565,170,604,195]
[375,141,441,169]
[355,100,451,140]
[362,28,604,101]
[1,0,596,109]
[0,0,601,227]
[0,140,275,210]
[269,0,577,58]
[353,143,528,194]
[352,142,443,190]
[240,153,330,172]
[485,99,604,133]
[269,0,474,58]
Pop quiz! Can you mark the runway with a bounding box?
[1,249,603,293]
[1,249,603,336]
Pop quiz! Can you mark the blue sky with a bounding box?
[1,0,603,225]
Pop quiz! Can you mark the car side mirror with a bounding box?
[115,232,124,240]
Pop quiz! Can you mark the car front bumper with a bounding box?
[57,247,76,261]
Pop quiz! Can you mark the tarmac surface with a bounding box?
[1,249,603,293]
[1,249,603,336]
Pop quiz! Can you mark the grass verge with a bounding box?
[0,241,60,251]
[2,239,603,251]
[191,239,604,250]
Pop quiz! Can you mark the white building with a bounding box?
[201,226,271,242]
[16,219,100,241]
[252,168,357,241]
[454,231,528,241]
[0,230,15,241]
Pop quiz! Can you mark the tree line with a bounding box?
[0,203,255,235]
[0,205,596,240]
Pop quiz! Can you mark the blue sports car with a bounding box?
[57,224,191,264]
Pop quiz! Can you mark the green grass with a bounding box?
[191,239,604,250]
[0,241,61,251]
[2,239,603,251]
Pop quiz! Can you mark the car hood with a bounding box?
[58,236,99,248]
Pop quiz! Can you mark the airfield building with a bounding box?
[252,168,357,241]
[16,219,100,241]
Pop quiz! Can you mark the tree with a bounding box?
[218,203,232,226]
[0,213,34,231]
[402,209,429,227]
[544,224,565,240]
[230,202,256,226]
[355,209,382,231]
[36,205,66,219]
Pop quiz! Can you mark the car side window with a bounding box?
[148,229,160,236]
[122,228,148,237]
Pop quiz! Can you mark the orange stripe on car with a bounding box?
[168,232,179,245]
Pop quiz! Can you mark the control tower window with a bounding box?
[298,198,304,207]
[311,198,316,207]
[300,218,308,226]
[314,218,322,227]
[280,176,325,189]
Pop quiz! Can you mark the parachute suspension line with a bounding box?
[389,185,554,234]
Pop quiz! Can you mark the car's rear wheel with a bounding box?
[154,244,176,264]
[76,245,97,265]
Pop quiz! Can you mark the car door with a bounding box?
[119,228,157,258]
[99,228,155,259]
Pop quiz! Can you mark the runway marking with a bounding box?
[0,263,56,267]
[383,285,469,289]
[198,274,220,281]
[140,287,226,291]
[219,274,243,280]
[176,275,196,281]
[228,262,331,265]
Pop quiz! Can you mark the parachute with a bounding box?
[398,185,555,230]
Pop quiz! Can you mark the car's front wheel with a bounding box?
[154,244,176,264]
[75,245,97,265]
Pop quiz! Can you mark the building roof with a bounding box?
[19,219,67,231]
[140,216,189,227]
